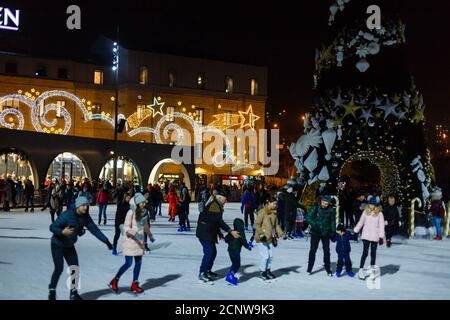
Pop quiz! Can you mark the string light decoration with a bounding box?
[148,97,165,118]
[0,107,25,130]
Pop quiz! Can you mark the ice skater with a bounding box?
[353,196,385,280]
[241,185,256,231]
[428,187,446,241]
[112,192,132,255]
[382,194,401,247]
[196,191,240,283]
[224,218,252,286]
[332,223,355,277]
[306,195,336,276]
[254,196,285,281]
[48,196,113,300]
[109,193,154,294]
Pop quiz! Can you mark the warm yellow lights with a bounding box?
[177,101,182,106]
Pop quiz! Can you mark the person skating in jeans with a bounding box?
[48,196,113,300]
[305,195,336,276]
[109,193,154,294]
[196,191,240,283]
[353,196,385,280]
[254,196,286,281]
[428,187,446,241]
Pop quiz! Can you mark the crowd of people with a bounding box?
[2,174,447,299]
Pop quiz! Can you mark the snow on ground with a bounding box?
[0,202,449,300]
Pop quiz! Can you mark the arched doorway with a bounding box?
[46,152,90,184]
[338,151,400,199]
[148,159,192,190]
[99,156,142,188]
[0,149,35,185]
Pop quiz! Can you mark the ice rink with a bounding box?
[0,203,449,300]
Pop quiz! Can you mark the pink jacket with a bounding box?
[354,211,385,242]
[122,210,145,256]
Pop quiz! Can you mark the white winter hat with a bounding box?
[431,187,443,200]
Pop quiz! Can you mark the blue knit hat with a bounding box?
[368,196,380,206]
[134,193,147,206]
[75,196,89,208]
[322,195,332,203]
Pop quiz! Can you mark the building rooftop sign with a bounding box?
[0,6,20,31]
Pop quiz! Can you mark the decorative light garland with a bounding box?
[0,107,25,130]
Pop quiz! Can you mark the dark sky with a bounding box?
[2,0,450,139]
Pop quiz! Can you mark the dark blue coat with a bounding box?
[333,232,352,254]
[49,208,112,248]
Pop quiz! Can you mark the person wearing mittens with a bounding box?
[353,195,385,280]
[48,196,113,300]
[109,193,154,294]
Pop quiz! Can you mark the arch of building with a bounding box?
[148,158,192,190]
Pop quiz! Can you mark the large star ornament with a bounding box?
[239,105,260,129]
[147,97,165,118]
[360,108,373,123]
[377,98,398,120]
[331,93,345,108]
[342,97,362,119]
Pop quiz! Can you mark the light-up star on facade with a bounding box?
[147,97,165,118]
[239,105,260,129]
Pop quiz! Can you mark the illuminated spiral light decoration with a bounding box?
[40,103,72,135]
[0,107,25,130]
[154,112,201,145]
[128,127,156,137]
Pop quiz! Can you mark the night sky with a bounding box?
[2,0,450,140]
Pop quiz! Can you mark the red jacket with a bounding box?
[96,190,110,204]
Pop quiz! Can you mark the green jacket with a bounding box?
[306,205,336,237]
[225,218,250,252]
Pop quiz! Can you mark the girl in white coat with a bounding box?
[109,193,154,293]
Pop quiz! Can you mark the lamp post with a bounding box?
[112,28,119,187]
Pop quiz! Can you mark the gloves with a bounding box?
[150,236,156,243]
[378,238,384,246]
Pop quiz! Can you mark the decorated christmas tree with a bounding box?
[290,0,435,230]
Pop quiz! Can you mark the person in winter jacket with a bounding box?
[331,223,356,277]
[49,183,63,222]
[353,192,366,226]
[96,186,110,225]
[284,187,298,240]
[428,187,446,241]
[306,195,336,276]
[1,177,13,211]
[112,193,132,255]
[382,194,401,247]
[24,178,35,212]
[48,196,113,300]
[178,182,191,231]
[254,196,286,281]
[241,186,256,231]
[353,196,385,280]
[276,190,286,232]
[294,201,306,238]
[196,192,240,283]
[224,218,252,286]
[165,185,179,222]
[109,193,154,294]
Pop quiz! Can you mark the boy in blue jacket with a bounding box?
[332,223,356,278]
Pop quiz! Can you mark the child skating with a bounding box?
[224,218,252,286]
[331,223,355,277]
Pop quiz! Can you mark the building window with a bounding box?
[58,67,68,79]
[56,100,65,118]
[168,70,176,87]
[197,73,205,89]
[35,65,48,77]
[139,66,148,85]
[225,76,233,93]
[223,111,232,126]
[5,62,17,74]
[94,70,104,85]
[166,106,175,122]
[91,103,102,116]
[250,78,258,96]
[194,109,204,124]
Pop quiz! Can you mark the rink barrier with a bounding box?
[445,202,450,237]
[410,198,422,238]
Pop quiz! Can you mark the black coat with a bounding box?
[382,204,400,226]
[49,208,112,249]
[196,197,231,243]
[115,201,130,225]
